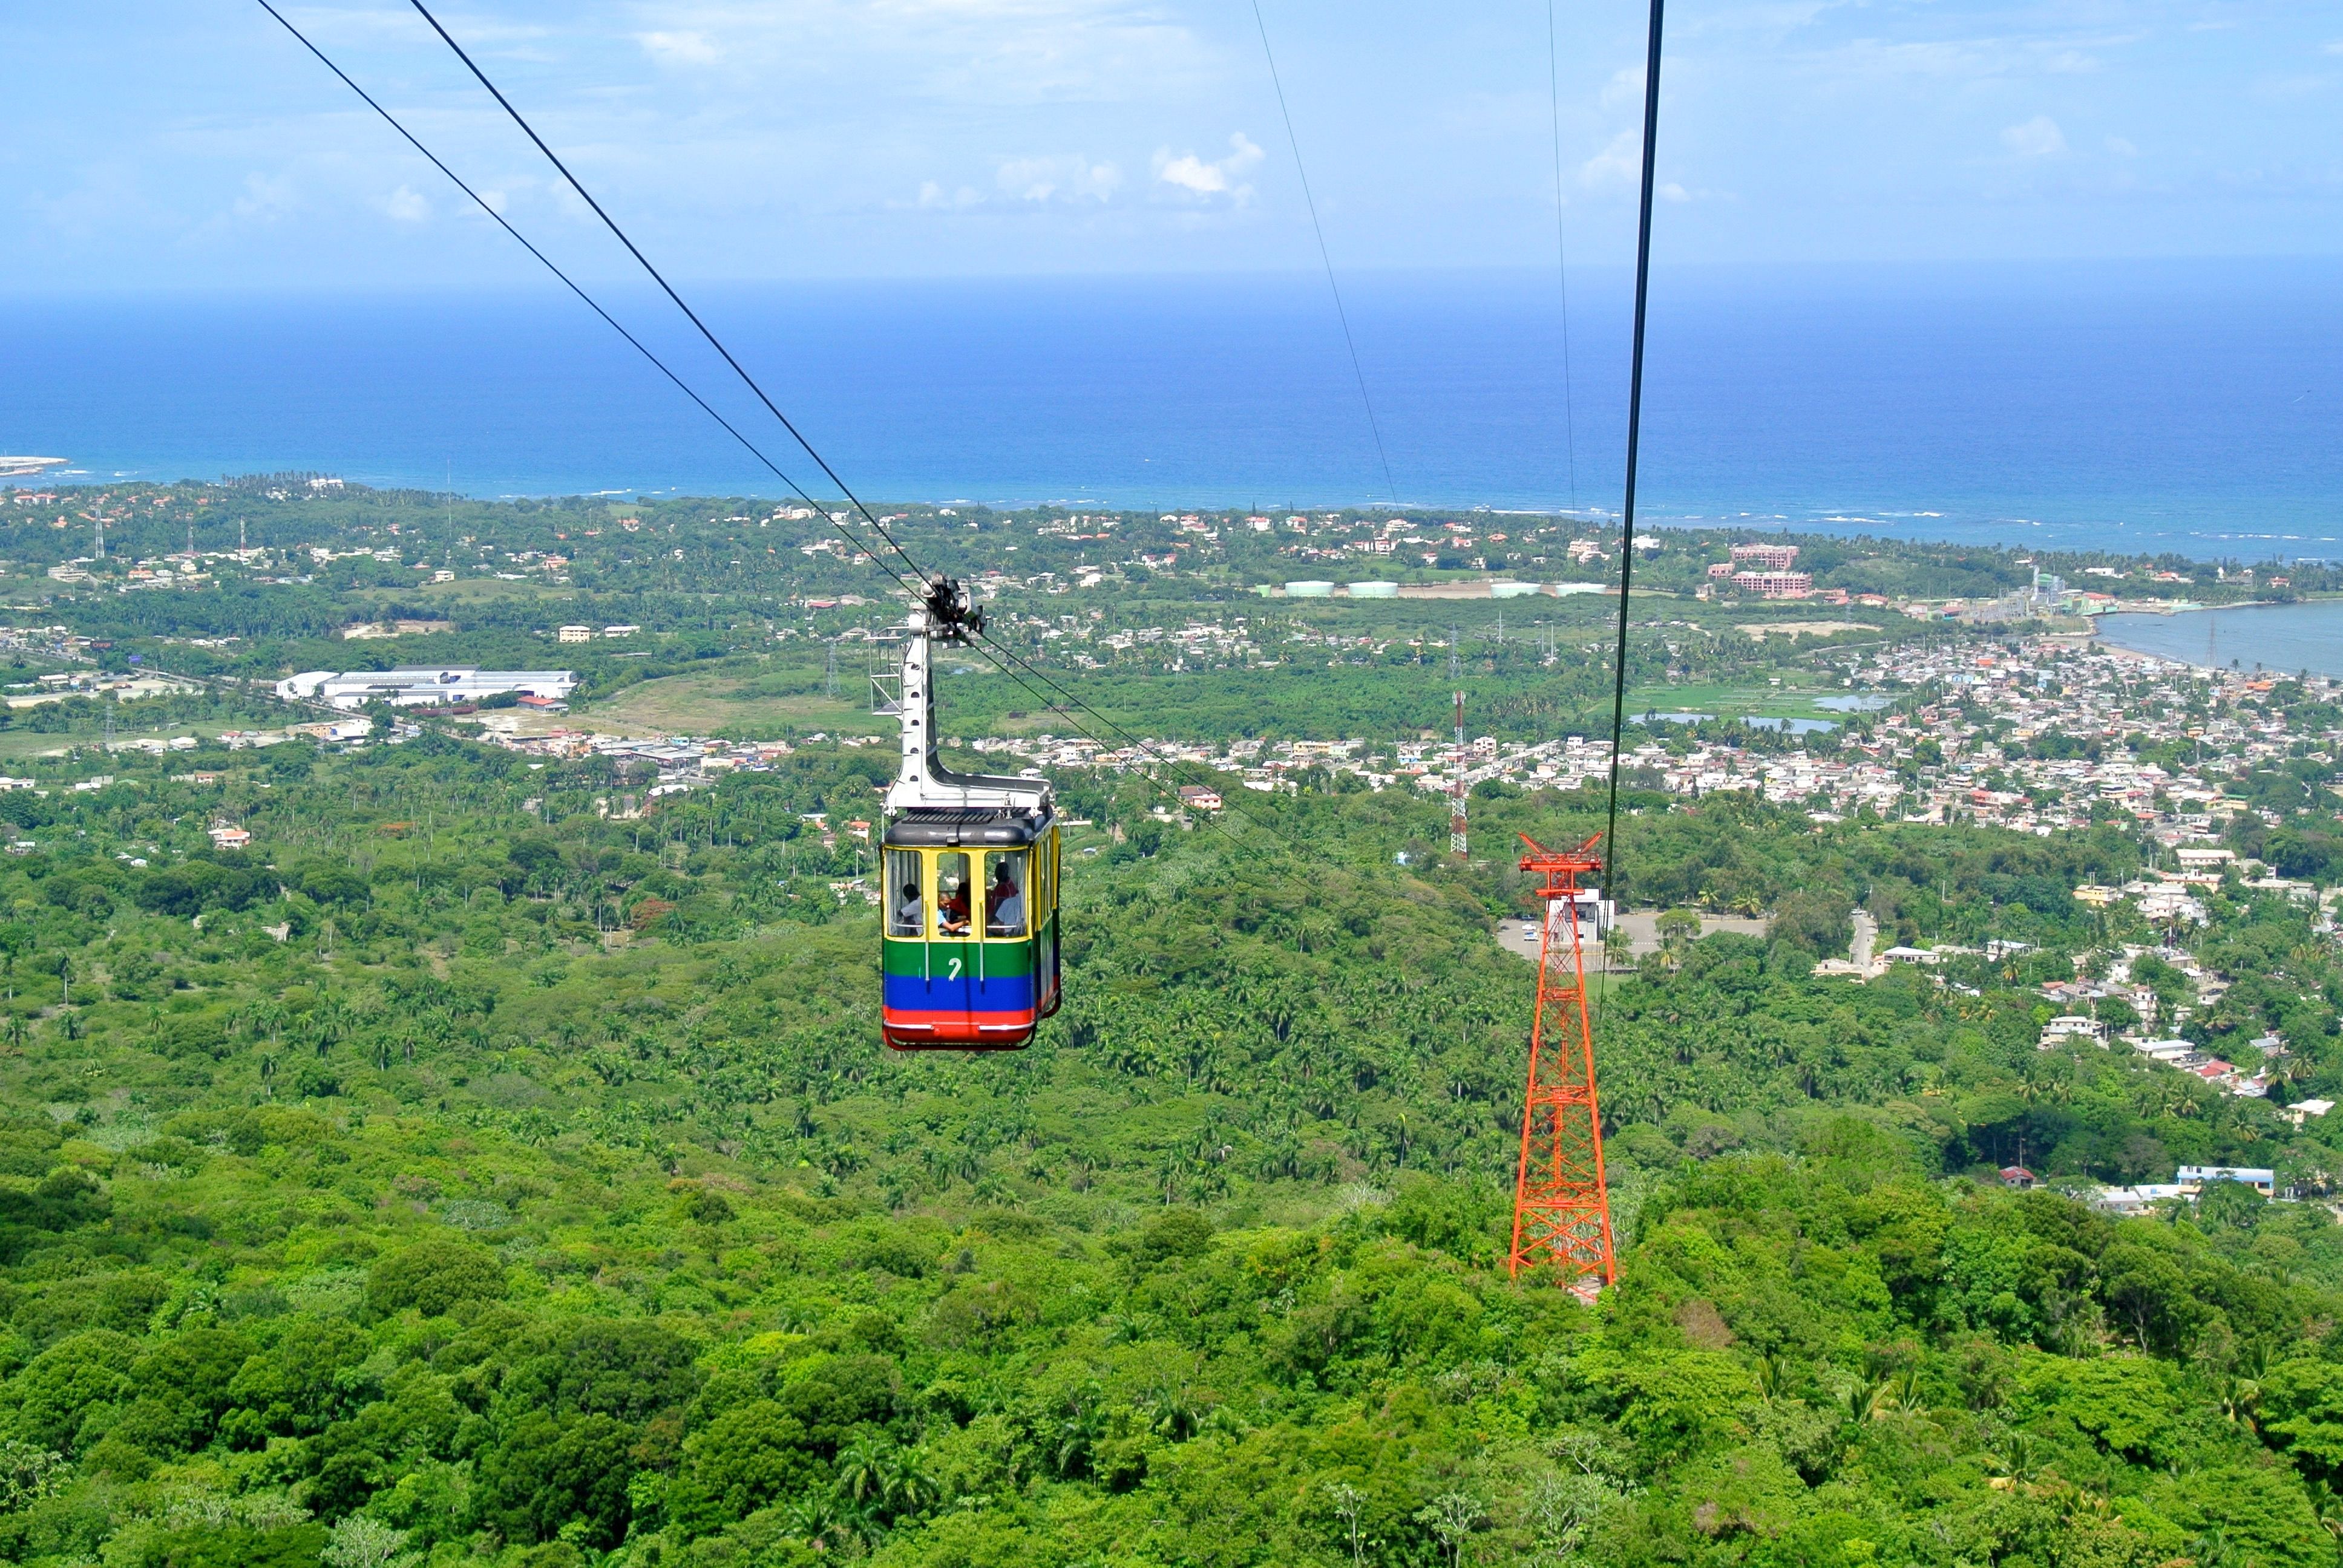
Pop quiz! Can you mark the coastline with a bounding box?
[2092,596,2343,679]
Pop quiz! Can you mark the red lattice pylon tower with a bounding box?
[1509,831,1617,1300]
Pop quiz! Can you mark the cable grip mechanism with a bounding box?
[923,576,986,644]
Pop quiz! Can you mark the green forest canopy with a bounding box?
[0,728,2331,1564]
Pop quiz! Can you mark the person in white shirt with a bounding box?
[985,861,1024,936]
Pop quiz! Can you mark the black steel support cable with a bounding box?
[402,0,929,583]
[1545,0,1580,511]
[1249,0,1399,505]
[1600,0,1666,907]
[966,628,1300,854]
[873,618,1269,860]
[249,0,919,601]
[266,0,1274,860]
[281,0,1297,861]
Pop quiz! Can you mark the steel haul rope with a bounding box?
[259,0,1279,853]
[1600,0,1668,912]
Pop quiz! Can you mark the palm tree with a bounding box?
[2212,1371,2262,1433]
[834,1434,892,1509]
[2305,1480,2343,1544]
[2214,1344,2270,1434]
[2189,1525,2238,1567]
[1984,1431,2046,1492]
[311,995,353,1059]
[784,1495,845,1552]
[1840,1376,1897,1426]
[1050,1385,1106,1479]
[1143,1382,1210,1442]
[879,1446,941,1519]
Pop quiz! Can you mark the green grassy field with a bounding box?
[0,716,246,764]
[355,577,573,608]
[1622,678,1858,719]
[556,665,889,739]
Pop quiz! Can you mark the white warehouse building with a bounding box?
[275,668,577,710]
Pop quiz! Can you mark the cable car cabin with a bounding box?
[880,809,1060,1049]
[878,583,1061,1050]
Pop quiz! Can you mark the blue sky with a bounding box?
[5,0,2340,290]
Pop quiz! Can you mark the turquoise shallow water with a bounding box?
[5,261,2339,562]
[2096,601,2343,679]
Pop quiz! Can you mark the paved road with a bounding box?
[1850,909,1879,968]
[1496,910,1772,968]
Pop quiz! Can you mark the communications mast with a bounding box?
[1509,831,1616,1300]
[1450,690,1468,860]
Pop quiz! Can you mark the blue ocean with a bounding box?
[2098,602,2343,681]
[5,260,2340,563]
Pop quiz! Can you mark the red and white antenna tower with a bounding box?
[1509,831,1616,1300]
[1449,690,1468,860]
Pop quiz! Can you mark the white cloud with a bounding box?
[2250,73,2332,102]
[609,0,1214,109]
[231,172,295,222]
[383,185,430,223]
[2001,116,2067,158]
[1819,36,2040,81]
[1155,153,1222,194]
[1581,129,1639,186]
[1601,67,1646,110]
[638,30,719,65]
[917,180,982,210]
[995,154,1121,203]
[32,0,2343,287]
[1153,133,1262,201]
[1660,182,1689,202]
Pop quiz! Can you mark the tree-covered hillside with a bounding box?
[0,731,2335,1564]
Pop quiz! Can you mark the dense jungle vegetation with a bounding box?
[0,730,2333,1567]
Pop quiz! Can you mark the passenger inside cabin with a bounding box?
[884,848,923,936]
[937,854,972,935]
[986,859,1024,936]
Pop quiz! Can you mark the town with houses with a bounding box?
[0,488,2333,1227]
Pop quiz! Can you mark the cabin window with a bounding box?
[1038,832,1055,927]
[983,851,1027,938]
[934,851,974,937]
[885,850,923,937]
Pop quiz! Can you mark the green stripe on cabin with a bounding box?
[882,936,1037,978]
